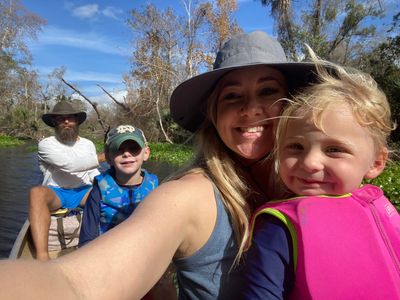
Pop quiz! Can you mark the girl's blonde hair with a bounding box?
[276,50,395,165]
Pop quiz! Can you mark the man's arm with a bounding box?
[97,152,106,164]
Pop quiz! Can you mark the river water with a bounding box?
[0,145,177,258]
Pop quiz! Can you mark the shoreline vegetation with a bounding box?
[0,135,194,167]
[92,138,194,167]
[1,135,398,211]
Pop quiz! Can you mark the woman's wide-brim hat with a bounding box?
[42,101,87,127]
[170,31,318,132]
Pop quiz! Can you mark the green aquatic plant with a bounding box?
[148,143,194,166]
[93,140,194,166]
[0,135,25,147]
[364,162,400,211]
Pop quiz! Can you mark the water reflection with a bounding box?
[0,145,178,258]
[0,145,41,258]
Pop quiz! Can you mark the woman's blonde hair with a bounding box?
[171,80,259,262]
[276,48,395,169]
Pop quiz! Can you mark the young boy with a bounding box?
[79,125,158,246]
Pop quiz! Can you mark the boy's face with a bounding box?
[108,140,150,179]
[278,103,386,196]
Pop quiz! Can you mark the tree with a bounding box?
[203,0,242,53]
[180,0,210,77]
[260,0,298,59]
[260,0,385,63]
[0,0,45,63]
[0,0,45,137]
[357,13,400,144]
[127,4,181,143]
[125,1,242,143]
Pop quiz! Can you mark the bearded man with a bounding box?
[29,100,105,261]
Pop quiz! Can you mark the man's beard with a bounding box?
[55,124,79,144]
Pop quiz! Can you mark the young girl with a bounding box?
[242,58,400,299]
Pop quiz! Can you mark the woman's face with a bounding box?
[216,66,288,162]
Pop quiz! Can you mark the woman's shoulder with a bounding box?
[156,172,213,199]
[155,173,219,258]
[134,171,217,225]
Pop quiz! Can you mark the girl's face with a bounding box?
[108,140,150,184]
[278,103,386,196]
[216,66,288,162]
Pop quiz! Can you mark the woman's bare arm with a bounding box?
[0,260,78,299]
[0,174,216,299]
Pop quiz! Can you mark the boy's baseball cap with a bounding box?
[106,125,147,154]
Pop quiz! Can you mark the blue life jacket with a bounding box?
[96,169,158,234]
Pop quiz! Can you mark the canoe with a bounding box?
[9,209,82,259]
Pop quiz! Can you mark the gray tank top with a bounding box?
[173,185,242,299]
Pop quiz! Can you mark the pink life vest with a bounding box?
[250,184,400,299]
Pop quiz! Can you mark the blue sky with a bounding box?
[22,0,399,105]
[23,0,275,104]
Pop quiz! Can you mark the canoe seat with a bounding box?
[48,208,83,252]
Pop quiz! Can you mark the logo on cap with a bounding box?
[106,125,147,154]
[116,125,136,134]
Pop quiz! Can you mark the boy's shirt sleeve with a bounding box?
[241,215,294,300]
[79,183,101,247]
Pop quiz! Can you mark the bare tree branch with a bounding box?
[97,84,130,112]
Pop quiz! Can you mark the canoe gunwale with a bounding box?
[9,219,31,259]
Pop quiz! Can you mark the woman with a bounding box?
[0,31,317,299]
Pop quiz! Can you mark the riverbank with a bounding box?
[0,135,194,167]
[92,139,194,166]
[2,135,398,210]
[0,135,26,148]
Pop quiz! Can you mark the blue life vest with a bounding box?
[96,169,158,234]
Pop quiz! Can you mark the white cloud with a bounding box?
[35,66,123,84]
[72,4,99,18]
[91,89,127,104]
[33,66,126,103]
[36,26,129,56]
[67,3,123,20]
[65,70,123,83]
[102,6,123,19]
[72,88,127,105]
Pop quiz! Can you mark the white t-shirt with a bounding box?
[38,136,100,189]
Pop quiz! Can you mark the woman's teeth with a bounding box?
[240,126,264,133]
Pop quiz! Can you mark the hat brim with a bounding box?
[42,112,87,127]
[170,62,318,132]
[107,135,145,155]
